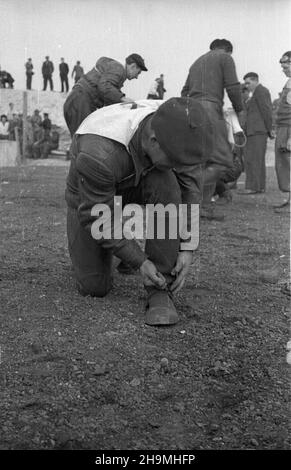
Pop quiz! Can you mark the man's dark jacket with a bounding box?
[59,62,69,77]
[65,117,204,268]
[64,57,127,136]
[245,83,273,136]
[42,60,54,77]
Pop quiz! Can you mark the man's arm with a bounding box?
[255,86,273,135]
[223,55,243,113]
[98,63,126,105]
[75,150,147,269]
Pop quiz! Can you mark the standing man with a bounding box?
[157,74,166,99]
[71,61,84,84]
[240,72,273,194]
[65,98,213,325]
[59,58,69,93]
[25,58,34,90]
[181,39,243,220]
[63,53,148,136]
[147,78,160,99]
[273,51,291,211]
[42,56,54,91]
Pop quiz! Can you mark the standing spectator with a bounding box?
[273,51,291,211]
[64,53,147,136]
[25,58,34,90]
[0,115,10,140]
[7,102,14,121]
[8,113,20,141]
[181,38,243,220]
[147,78,160,99]
[157,73,166,99]
[42,56,54,91]
[59,57,69,93]
[71,60,84,84]
[240,72,273,194]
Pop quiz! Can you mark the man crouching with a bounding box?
[65,98,213,326]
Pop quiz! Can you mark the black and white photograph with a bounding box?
[0,0,290,458]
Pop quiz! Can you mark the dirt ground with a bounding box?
[0,157,290,450]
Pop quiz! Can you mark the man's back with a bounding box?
[73,64,84,79]
[181,50,241,110]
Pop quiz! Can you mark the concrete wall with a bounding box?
[0,89,67,127]
[0,89,71,151]
[0,140,19,167]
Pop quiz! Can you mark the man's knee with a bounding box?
[76,274,112,297]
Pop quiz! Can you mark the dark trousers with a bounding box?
[275,127,290,193]
[43,75,53,91]
[64,87,94,136]
[26,73,32,90]
[245,134,267,191]
[60,74,69,92]
[199,101,233,207]
[67,169,182,297]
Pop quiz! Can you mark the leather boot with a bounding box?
[145,289,179,326]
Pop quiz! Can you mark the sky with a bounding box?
[0,0,290,104]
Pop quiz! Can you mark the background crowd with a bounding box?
[0,103,59,159]
[0,44,289,212]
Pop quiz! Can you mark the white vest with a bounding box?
[76,99,164,148]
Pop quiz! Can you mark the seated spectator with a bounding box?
[0,70,15,88]
[0,114,10,139]
[41,130,60,158]
[42,112,52,138]
[32,128,59,159]
[31,109,43,142]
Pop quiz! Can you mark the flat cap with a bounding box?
[151,97,213,166]
[126,53,147,71]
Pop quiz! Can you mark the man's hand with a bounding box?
[170,251,193,295]
[121,97,136,105]
[140,259,167,289]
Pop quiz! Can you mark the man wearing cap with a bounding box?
[239,72,273,195]
[273,51,291,211]
[65,98,213,325]
[181,39,243,219]
[25,58,34,90]
[64,54,148,137]
[42,56,54,91]
[59,57,69,93]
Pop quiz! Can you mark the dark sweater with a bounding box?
[181,49,243,113]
